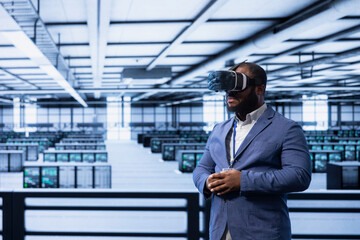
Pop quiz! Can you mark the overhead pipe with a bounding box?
[268,46,360,76]
[169,0,360,86]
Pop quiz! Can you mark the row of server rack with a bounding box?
[137,129,360,189]
[24,163,111,188]
[137,130,208,172]
[305,130,360,189]
[0,131,112,189]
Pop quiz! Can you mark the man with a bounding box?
[193,62,311,240]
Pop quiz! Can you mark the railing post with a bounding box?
[2,192,12,240]
[187,193,200,240]
[203,198,211,240]
[12,192,25,240]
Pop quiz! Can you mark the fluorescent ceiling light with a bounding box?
[0,31,87,107]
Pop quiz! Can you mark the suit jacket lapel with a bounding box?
[234,106,275,159]
[221,117,236,163]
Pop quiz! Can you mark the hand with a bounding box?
[207,169,241,195]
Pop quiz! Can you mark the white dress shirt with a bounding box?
[222,103,267,240]
[229,103,267,167]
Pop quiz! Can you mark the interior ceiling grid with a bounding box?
[0,0,359,102]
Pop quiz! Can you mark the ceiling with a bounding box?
[0,0,360,106]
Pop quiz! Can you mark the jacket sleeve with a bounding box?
[192,126,217,197]
[240,121,312,194]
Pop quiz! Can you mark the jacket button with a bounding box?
[222,199,226,203]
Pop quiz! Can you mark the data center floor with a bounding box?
[0,139,326,191]
[1,140,358,240]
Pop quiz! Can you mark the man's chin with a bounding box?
[226,103,252,114]
[226,105,237,113]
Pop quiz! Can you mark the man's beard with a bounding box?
[226,87,259,118]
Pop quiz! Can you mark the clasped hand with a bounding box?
[206,169,241,195]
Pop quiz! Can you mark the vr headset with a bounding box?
[208,70,263,92]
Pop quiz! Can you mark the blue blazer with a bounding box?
[193,106,311,240]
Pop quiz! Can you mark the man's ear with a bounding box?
[255,85,265,95]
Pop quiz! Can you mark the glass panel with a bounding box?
[203,94,226,132]
[107,97,131,140]
[0,210,2,231]
[288,200,360,208]
[291,212,360,235]
[25,210,187,233]
[25,198,186,207]
[302,95,328,131]
[26,237,185,240]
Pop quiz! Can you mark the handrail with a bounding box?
[0,190,200,240]
[289,191,360,239]
[1,190,360,240]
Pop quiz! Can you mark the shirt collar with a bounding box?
[235,103,267,124]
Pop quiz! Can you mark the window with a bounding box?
[13,98,37,132]
[13,98,20,130]
[203,94,226,132]
[107,96,131,140]
[302,95,328,131]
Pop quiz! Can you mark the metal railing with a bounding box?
[0,190,201,240]
[288,191,360,239]
[1,190,360,240]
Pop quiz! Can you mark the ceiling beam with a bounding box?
[0,57,29,61]
[257,23,360,65]
[0,86,359,95]
[69,64,194,69]
[60,40,243,47]
[132,92,158,101]
[0,67,38,89]
[0,44,14,47]
[45,18,280,27]
[65,54,215,60]
[0,2,87,107]
[131,0,229,101]
[267,46,360,76]
[87,0,112,99]
[45,21,87,26]
[0,97,13,104]
[168,0,360,87]
[160,96,204,107]
[146,0,229,71]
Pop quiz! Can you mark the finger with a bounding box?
[216,188,231,196]
[208,179,224,189]
[207,177,217,185]
[211,172,225,179]
[211,180,225,188]
[208,173,218,181]
[207,174,219,185]
[210,182,227,193]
